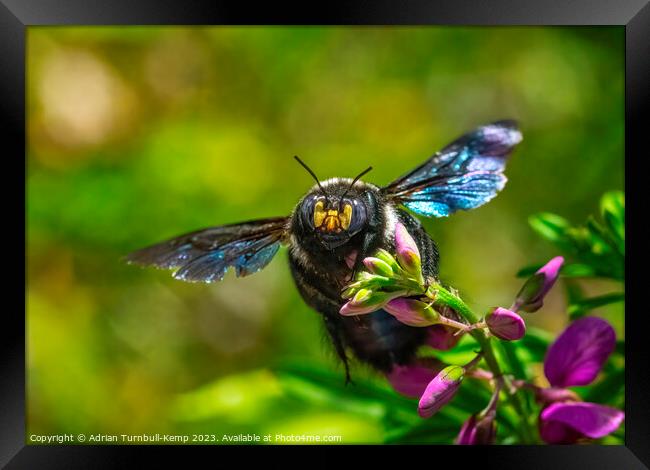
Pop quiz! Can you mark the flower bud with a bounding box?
[374,248,401,272]
[384,298,440,327]
[339,289,394,316]
[485,307,526,341]
[355,271,375,282]
[341,286,357,300]
[363,257,394,277]
[418,365,464,418]
[346,273,394,292]
[395,223,424,282]
[456,411,497,445]
[513,256,564,312]
[354,288,372,302]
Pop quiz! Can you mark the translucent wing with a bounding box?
[382,120,522,217]
[125,217,288,283]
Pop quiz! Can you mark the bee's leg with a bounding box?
[348,264,359,284]
[323,315,353,385]
[344,362,353,386]
[350,231,381,280]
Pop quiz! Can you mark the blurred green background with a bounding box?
[27,26,624,443]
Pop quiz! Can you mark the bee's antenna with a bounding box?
[294,156,331,203]
[340,166,373,202]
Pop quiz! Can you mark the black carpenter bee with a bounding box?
[126,120,522,382]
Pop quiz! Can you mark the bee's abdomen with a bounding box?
[339,309,428,372]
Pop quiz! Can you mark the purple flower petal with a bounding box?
[395,222,420,260]
[540,402,624,444]
[363,257,394,277]
[426,325,463,350]
[514,256,564,312]
[339,301,377,315]
[485,307,526,341]
[539,419,584,445]
[418,365,464,418]
[395,223,422,278]
[456,414,478,445]
[536,255,564,293]
[384,298,439,327]
[456,411,496,445]
[386,363,443,398]
[544,316,616,388]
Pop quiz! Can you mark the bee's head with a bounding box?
[299,192,368,249]
[294,157,375,250]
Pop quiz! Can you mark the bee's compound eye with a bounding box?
[339,203,352,230]
[313,200,326,228]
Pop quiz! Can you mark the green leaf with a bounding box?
[564,279,585,305]
[615,340,625,357]
[568,292,625,320]
[600,191,625,251]
[528,213,573,249]
[584,216,614,256]
[499,341,528,380]
[559,263,598,278]
[515,327,553,363]
[514,273,545,306]
[526,193,625,282]
[275,371,388,420]
[272,361,422,425]
[516,264,543,278]
[383,414,461,444]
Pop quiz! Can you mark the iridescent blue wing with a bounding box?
[125,217,288,283]
[382,120,522,217]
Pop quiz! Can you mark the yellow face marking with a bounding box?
[314,200,326,228]
[314,201,354,233]
[325,211,340,231]
[339,203,352,230]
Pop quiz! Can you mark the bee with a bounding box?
[126,120,522,382]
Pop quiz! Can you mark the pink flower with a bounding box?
[384,298,439,327]
[513,256,564,312]
[539,402,624,444]
[394,223,423,282]
[485,307,526,341]
[362,257,394,277]
[456,410,497,445]
[544,316,616,388]
[418,365,465,418]
[385,361,444,398]
[537,316,623,444]
[339,289,395,315]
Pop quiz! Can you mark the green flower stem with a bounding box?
[496,339,535,426]
[464,352,484,371]
[479,378,502,419]
[436,315,474,332]
[426,285,536,444]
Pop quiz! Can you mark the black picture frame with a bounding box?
[2,0,647,467]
